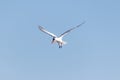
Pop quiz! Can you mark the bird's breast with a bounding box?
[55,38,63,42]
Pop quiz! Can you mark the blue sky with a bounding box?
[0,0,120,80]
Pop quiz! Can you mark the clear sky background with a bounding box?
[0,0,120,80]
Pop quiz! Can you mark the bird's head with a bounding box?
[51,38,56,44]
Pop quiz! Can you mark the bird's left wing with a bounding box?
[38,26,57,38]
[59,21,86,38]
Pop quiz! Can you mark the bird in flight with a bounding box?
[38,21,85,48]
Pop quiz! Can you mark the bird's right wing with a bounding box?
[59,21,86,38]
[38,26,57,38]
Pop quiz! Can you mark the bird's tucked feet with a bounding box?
[59,46,62,48]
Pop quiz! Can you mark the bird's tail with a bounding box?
[62,41,67,45]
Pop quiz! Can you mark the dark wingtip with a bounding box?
[82,21,86,24]
[38,26,44,30]
[77,21,86,27]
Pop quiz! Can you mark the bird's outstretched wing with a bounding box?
[59,21,86,38]
[38,26,57,38]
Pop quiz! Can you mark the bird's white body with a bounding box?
[38,21,85,48]
[52,37,66,48]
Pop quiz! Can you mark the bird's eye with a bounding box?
[53,38,55,40]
